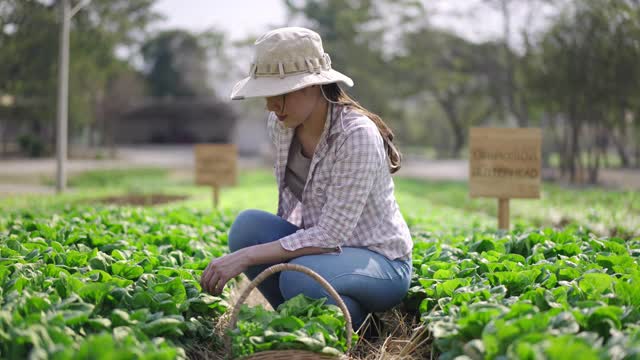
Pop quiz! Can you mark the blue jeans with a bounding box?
[227,209,412,329]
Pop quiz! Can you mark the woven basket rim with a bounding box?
[226,264,354,359]
[233,348,349,360]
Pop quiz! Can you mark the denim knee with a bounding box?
[228,209,265,252]
[279,263,328,301]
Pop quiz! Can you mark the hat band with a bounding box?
[250,53,332,79]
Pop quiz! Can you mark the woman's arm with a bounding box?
[200,241,333,296]
[247,240,335,265]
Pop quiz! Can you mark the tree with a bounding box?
[397,27,499,157]
[0,0,162,155]
[283,0,424,139]
[0,0,59,153]
[526,0,640,183]
[141,30,214,98]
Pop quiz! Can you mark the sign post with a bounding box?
[194,144,237,208]
[469,128,542,230]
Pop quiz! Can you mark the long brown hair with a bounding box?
[321,83,402,174]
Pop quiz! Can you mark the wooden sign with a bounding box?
[194,144,237,207]
[469,128,542,230]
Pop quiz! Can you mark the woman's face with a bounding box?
[265,86,318,128]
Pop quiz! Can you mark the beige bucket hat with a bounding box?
[229,27,354,100]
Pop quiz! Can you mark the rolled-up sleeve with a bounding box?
[279,124,384,252]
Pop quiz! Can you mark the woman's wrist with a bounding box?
[237,246,255,268]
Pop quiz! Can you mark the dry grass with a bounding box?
[349,310,433,360]
[184,311,232,360]
[186,275,434,360]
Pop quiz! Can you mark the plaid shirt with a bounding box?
[267,104,413,261]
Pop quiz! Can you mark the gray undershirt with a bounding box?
[285,135,312,201]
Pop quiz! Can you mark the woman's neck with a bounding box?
[296,98,329,143]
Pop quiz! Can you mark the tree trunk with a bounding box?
[448,112,465,158]
[587,126,601,184]
[544,112,561,170]
[451,126,465,158]
[100,101,107,147]
[635,136,640,169]
[0,119,6,157]
[438,97,465,158]
[612,131,630,168]
[568,118,580,183]
[559,118,569,178]
[108,110,118,159]
[587,150,600,184]
[599,128,609,168]
[499,0,529,127]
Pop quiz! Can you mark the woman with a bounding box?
[200,27,413,331]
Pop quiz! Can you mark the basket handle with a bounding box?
[226,263,353,352]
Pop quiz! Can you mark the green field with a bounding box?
[1,168,639,359]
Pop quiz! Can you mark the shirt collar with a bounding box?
[327,103,346,139]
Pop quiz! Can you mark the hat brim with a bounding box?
[229,69,354,100]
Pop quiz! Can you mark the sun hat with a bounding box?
[229,27,354,100]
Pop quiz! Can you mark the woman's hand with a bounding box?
[199,241,334,296]
[200,250,250,296]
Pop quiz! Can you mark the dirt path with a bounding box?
[399,156,640,191]
[2,146,639,195]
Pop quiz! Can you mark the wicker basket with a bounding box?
[226,263,353,360]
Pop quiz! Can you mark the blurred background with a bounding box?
[1,0,639,194]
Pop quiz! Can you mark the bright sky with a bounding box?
[151,0,557,96]
[152,0,559,53]
[152,0,288,41]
